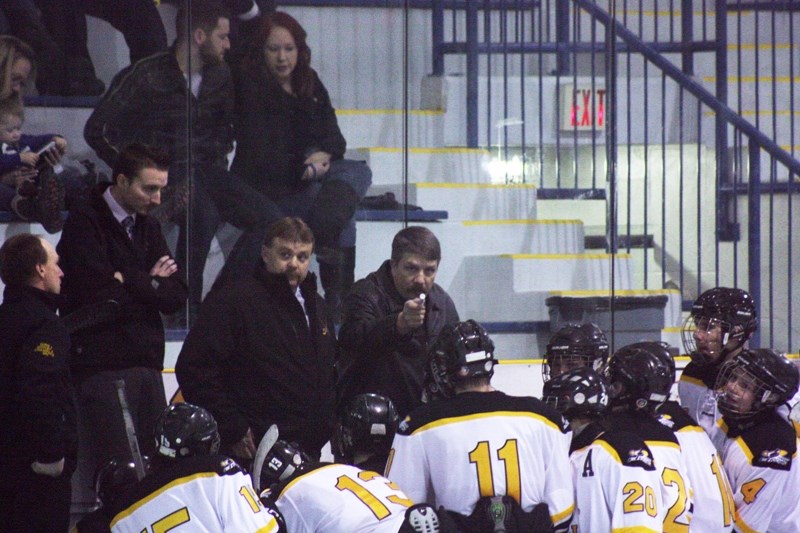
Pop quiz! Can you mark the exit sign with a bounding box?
[559,83,607,131]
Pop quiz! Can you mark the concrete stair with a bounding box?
[337,109,445,149]
[450,253,634,323]
[351,146,493,185]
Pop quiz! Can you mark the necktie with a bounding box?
[122,216,134,240]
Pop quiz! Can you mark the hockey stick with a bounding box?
[62,299,120,334]
[251,424,279,493]
[115,380,147,481]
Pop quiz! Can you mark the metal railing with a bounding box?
[432,0,800,351]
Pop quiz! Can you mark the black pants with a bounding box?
[71,367,165,510]
[174,164,285,318]
[0,461,72,533]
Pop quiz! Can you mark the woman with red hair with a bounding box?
[224,11,372,322]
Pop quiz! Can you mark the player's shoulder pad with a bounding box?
[170,454,245,477]
[680,361,716,388]
[606,412,681,447]
[738,414,797,471]
[656,400,698,432]
[397,392,569,435]
[596,430,657,471]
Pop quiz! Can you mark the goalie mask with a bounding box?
[603,342,676,413]
[682,287,757,366]
[154,403,220,459]
[542,367,610,420]
[543,323,609,383]
[715,348,799,423]
[334,393,399,460]
[428,319,496,399]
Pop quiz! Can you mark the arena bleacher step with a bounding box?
[337,109,445,149]
[367,182,538,221]
[449,253,634,323]
[354,218,586,286]
[351,146,493,185]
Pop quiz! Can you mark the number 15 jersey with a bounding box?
[385,391,574,531]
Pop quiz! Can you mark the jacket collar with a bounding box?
[252,261,319,299]
[3,284,60,312]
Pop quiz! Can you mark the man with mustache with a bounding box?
[338,226,460,422]
[176,217,336,465]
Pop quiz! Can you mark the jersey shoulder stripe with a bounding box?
[398,391,568,435]
[277,463,340,498]
[734,414,797,471]
[606,412,681,446]
[595,430,657,471]
[656,400,700,431]
[680,361,716,387]
[111,454,243,523]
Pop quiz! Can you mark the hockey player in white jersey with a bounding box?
[657,399,736,531]
[714,348,800,532]
[109,403,280,532]
[332,392,400,474]
[679,287,758,435]
[542,367,663,533]
[257,438,451,533]
[542,322,609,382]
[603,341,694,533]
[386,320,574,532]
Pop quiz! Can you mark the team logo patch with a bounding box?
[756,448,791,468]
[399,417,411,433]
[626,448,654,468]
[34,342,55,357]
[657,414,675,429]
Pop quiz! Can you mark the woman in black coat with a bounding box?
[225,11,372,321]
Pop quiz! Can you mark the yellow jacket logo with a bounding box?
[34,343,55,357]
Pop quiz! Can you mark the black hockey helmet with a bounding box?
[682,287,758,365]
[334,393,399,460]
[154,403,220,459]
[543,323,609,382]
[94,456,150,507]
[715,348,799,423]
[259,439,311,488]
[542,367,610,420]
[428,319,496,399]
[603,341,676,412]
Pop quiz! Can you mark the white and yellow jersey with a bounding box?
[657,401,735,532]
[679,362,800,443]
[386,391,574,532]
[605,412,694,533]
[273,463,411,533]
[568,424,663,533]
[110,455,279,533]
[720,413,800,533]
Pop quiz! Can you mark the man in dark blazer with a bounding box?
[57,143,187,498]
[176,217,337,464]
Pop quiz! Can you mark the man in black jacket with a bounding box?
[0,233,77,532]
[57,143,188,507]
[176,217,336,464]
[338,226,460,420]
[84,0,283,324]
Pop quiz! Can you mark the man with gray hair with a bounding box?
[338,226,460,421]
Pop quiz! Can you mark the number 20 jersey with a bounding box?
[385,391,574,531]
